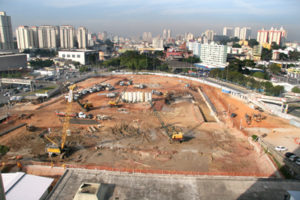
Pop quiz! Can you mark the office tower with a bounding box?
[200,43,227,66]
[38,25,59,49]
[204,30,214,42]
[234,27,240,38]
[162,29,167,40]
[167,29,171,39]
[60,25,74,49]
[223,27,233,37]
[142,32,152,42]
[77,26,87,49]
[239,27,251,40]
[0,11,14,50]
[185,32,194,41]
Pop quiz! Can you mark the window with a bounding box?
[72,54,75,58]
[77,55,80,58]
[62,54,65,57]
[67,54,70,58]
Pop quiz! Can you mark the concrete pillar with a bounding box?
[285,104,289,114]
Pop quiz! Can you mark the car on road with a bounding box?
[275,146,288,152]
[289,155,298,162]
[285,152,295,158]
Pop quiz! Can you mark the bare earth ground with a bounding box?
[1,74,294,176]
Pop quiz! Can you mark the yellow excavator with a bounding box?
[45,84,76,157]
[151,102,184,143]
[108,85,128,107]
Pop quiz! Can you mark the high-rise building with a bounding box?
[223,27,233,37]
[257,29,269,44]
[0,11,14,50]
[204,30,214,42]
[60,25,75,49]
[257,27,286,46]
[38,25,59,49]
[239,27,251,40]
[142,32,152,42]
[167,29,171,39]
[187,41,201,57]
[77,26,87,49]
[185,32,194,41]
[16,26,39,50]
[152,37,163,49]
[162,29,167,40]
[200,43,227,67]
[234,27,240,38]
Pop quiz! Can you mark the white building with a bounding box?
[223,27,233,37]
[200,43,227,67]
[240,27,251,40]
[187,41,201,57]
[38,25,59,49]
[60,25,75,49]
[58,49,98,65]
[167,29,171,39]
[0,11,14,50]
[234,27,240,38]
[16,26,39,50]
[204,30,214,42]
[2,172,53,200]
[77,26,87,49]
[152,37,163,49]
[257,27,287,45]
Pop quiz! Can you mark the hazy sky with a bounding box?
[2,0,300,41]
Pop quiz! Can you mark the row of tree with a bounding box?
[209,68,284,96]
[102,51,169,71]
[29,59,54,69]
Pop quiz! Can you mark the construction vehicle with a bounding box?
[108,85,128,107]
[26,124,36,132]
[245,114,252,125]
[45,84,76,158]
[77,100,93,111]
[151,102,184,143]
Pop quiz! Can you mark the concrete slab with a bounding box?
[47,168,300,200]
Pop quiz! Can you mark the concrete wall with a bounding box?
[0,54,27,71]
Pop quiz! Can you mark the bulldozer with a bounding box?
[108,85,128,107]
[77,100,93,111]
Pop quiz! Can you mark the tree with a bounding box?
[279,53,288,60]
[252,72,266,79]
[268,63,281,74]
[289,50,300,61]
[261,48,272,61]
[272,85,284,96]
[232,43,241,48]
[292,86,300,93]
[271,42,280,50]
[248,39,259,48]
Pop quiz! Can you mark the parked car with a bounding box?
[289,155,298,162]
[87,114,93,119]
[78,112,86,119]
[275,146,288,152]
[295,158,300,166]
[285,152,295,158]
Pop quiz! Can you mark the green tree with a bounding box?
[272,85,284,96]
[252,72,266,79]
[271,42,280,50]
[279,53,288,60]
[261,48,272,61]
[232,43,241,48]
[248,39,259,48]
[289,50,300,61]
[292,86,300,93]
[268,63,281,74]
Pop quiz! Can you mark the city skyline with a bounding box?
[1,0,300,41]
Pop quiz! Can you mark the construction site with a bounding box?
[1,74,298,177]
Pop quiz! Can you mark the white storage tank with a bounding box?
[128,92,133,103]
[132,92,137,103]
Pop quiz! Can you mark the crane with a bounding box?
[46,84,76,157]
[151,102,183,143]
[108,85,128,107]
